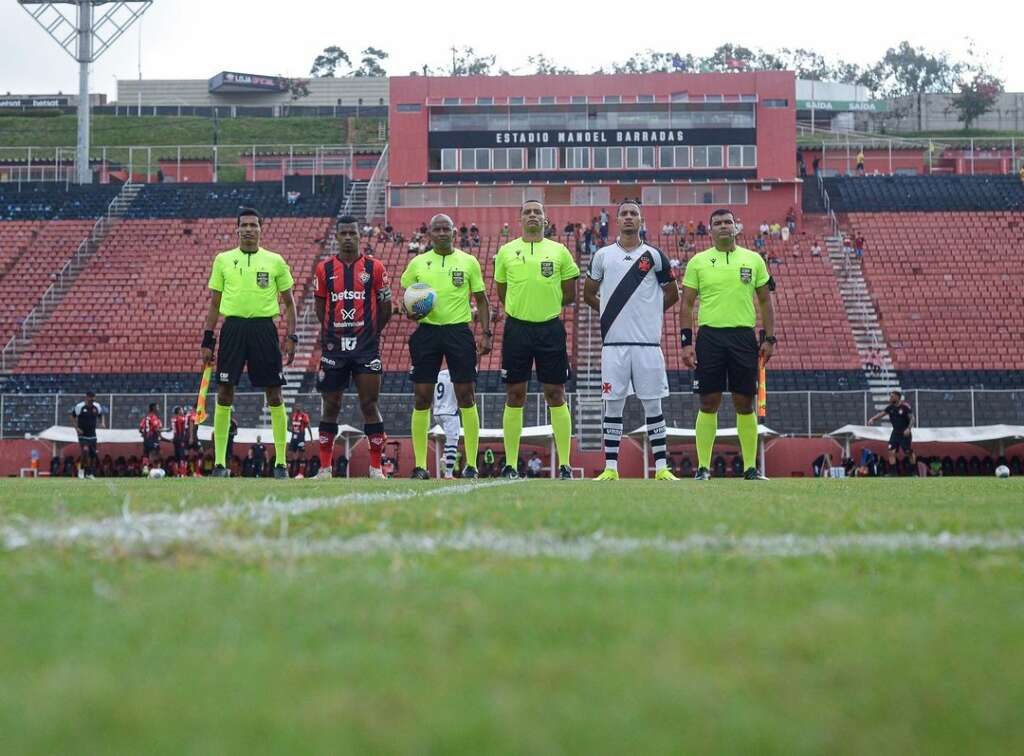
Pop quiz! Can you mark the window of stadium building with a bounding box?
[571,186,612,205]
[593,147,623,169]
[659,146,690,169]
[562,147,590,169]
[641,184,747,205]
[728,145,757,168]
[528,147,557,170]
[460,148,491,171]
[625,146,656,169]
[492,148,525,170]
[428,149,458,171]
[391,186,541,208]
[692,146,724,168]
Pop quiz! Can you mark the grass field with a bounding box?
[2,477,1023,755]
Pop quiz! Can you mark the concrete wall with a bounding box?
[875,92,1024,132]
[117,77,389,108]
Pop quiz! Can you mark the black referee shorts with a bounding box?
[409,323,477,384]
[217,316,285,388]
[888,430,913,453]
[502,316,571,385]
[693,325,759,396]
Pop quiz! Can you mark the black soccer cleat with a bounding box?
[558,464,573,480]
[462,466,479,479]
[694,467,711,481]
[499,465,519,479]
[211,464,229,478]
[273,465,289,479]
[410,466,430,480]
[743,467,769,481]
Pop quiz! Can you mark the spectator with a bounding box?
[797,148,806,177]
[242,448,256,477]
[252,435,267,477]
[669,257,682,276]
[812,453,832,478]
[769,222,781,239]
[696,221,707,237]
[780,224,790,242]
[785,207,797,233]
[812,156,820,174]
[583,225,594,252]
[759,220,770,237]
[599,208,609,227]
[734,220,744,237]
[500,222,510,239]
[811,241,822,257]
[527,451,543,478]
[854,235,865,259]
[687,219,696,237]
[563,221,575,241]
[661,221,674,236]
[856,149,866,176]
[790,242,801,258]
[754,234,765,251]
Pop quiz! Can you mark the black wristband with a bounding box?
[680,328,693,347]
[287,334,299,344]
[202,330,216,349]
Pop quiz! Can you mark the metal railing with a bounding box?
[364,144,389,224]
[5,389,1024,441]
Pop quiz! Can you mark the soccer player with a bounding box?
[583,201,679,481]
[70,391,105,479]
[867,390,916,475]
[680,208,775,481]
[494,200,579,480]
[312,215,392,479]
[201,207,297,478]
[288,404,313,461]
[171,406,188,464]
[401,213,490,480]
[139,402,163,461]
[433,368,460,479]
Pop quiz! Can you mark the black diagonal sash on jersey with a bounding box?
[600,249,656,340]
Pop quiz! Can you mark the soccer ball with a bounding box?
[404,282,436,317]
[148,468,166,479]
[995,465,1011,478]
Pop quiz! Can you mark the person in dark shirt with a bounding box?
[70,391,105,478]
[251,436,267,477]
[868,390,916,475]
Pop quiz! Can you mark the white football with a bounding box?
[148,468,166,479]
[404,282,436,316]
[995,465,1011,479]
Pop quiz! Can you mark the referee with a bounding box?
[201,207,298,478]
[495,200,579,479]
[400,213,490,479]
[680,208,775,480]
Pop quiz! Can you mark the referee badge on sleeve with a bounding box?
[256,271,270,288]
[540,260,554,277]
[739,267,752,284]
[451,270,465,287]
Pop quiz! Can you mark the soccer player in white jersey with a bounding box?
[583,200,680,480]
[432,368,461,478]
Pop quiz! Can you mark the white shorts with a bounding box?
[436,414,461,445]
[601,345,669,401]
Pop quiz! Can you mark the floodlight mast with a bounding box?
[18,1,153,184]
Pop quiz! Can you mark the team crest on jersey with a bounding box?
[256,271,270,288]
[365,359,383,372]
[637,254,652,274]
[602,382,612,395]
[360,271,371,285]
[740,267,752,283]
[451,270,465,287]
[540,260,554,277]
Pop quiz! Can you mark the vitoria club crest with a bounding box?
[451,270,465,287]
[360,271,371,285]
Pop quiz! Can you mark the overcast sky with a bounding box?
[2,0,1020,97]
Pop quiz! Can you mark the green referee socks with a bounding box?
[549,403,572,467]
[270,403,288,466]
[461,405,480,471]
[696,410,718,470]
[502,405,524,470]
[214,403,231,467]
[736,411,758,472]
[412,408,431,470]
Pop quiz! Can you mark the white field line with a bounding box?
[2,477,1024,560]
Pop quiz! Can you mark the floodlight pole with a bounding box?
[19,1,153,184]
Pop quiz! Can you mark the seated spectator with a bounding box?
[687,220,696,237]
[754,235,765,251]
[785,207,797,233]
[500,222,510,239]
[661,222,674,236]
[563,221,575,240]
[790,242,800,258]
[759,221,770,237]
[696,221,707,237]
[811,242,822,257]
[770,222,781,239]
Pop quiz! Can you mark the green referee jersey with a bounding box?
[208,247,294,318]
[681,245,769,328]
[494,237,580,322]
[400,248,484,326]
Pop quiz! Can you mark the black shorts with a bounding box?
[693,326,759,396]
[216,317,285,388]
[173,440,188,461]
[316,352,383,392]
[889,431,913,453]
[142,438,160,454]
[78,435,98,458]
[409,323,477,384]
[289,436,306,453]
[502,316,571,385]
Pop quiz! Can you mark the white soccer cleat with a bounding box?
[312,468,333,480]
[369,466,386,479]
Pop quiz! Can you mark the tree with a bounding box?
[353,47,388,77]
[864,42,963,130]
[699,44,758,72]
[527,54,576,75]
[951,72,1003,129]
[278,76,310,101]
[310,46,351,78]
[449,46,496,76]
[610,50,695,74]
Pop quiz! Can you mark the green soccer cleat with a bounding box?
[499,465,519,479]
[655,468,679,481]
[462,466,479,479]
[594,469,619,481]
[743,467,769,481]
[694,467,711,481]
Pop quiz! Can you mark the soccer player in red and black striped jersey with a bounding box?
[312,214,393,478]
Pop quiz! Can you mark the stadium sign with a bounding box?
[430,128,756,148]
[209,71,286,93]
[796,99,888,113]
[0,97,70,108]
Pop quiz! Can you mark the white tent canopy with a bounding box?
[828,424,1024,455]
[428,424,556,478]
[627,425,780,478]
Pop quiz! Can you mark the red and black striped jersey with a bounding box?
[314,255,391,355]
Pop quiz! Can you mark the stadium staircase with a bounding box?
[364,145,388,225]
[0,182,141,373]
[342,181,369,223]
[573,244,604,452]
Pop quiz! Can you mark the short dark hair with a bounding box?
[336,214,359,227]
[709,208,734,223]
[891,390,903,398]
[148,403,158,412]
[86,391,95,398]
[237,207,262,226]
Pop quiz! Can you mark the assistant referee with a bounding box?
[494,200,579,480]
[400,213,491,479]
[679,208,775,480]
[201,206,297,478]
